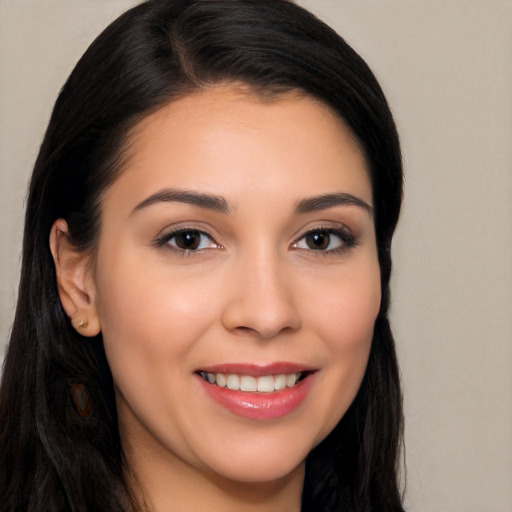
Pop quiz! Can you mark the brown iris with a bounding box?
[305,231,331,250]
[174,230,201,250]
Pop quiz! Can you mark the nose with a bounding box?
[221,252,302,339]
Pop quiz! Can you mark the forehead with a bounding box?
[105,86,372,210]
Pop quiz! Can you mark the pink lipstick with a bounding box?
[195,363,316,420]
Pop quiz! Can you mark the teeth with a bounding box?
[286,373,297,387]
[257,375,274,392]
[200,371,302,393]
[240,376,257,392]
[226,374,240,390]
[274,374,287,391]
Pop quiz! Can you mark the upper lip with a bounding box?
[196,362,317,376]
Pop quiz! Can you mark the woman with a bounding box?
[0,1,404,511]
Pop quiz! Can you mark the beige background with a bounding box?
[1,1,511,510]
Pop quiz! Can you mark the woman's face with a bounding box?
[89,87,380,485]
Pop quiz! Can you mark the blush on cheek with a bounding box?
[323,294,380,350]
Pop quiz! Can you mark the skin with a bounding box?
[51,86,381,512]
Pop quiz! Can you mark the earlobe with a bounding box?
[49,219,101,337]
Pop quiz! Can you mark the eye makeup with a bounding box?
[291,226,357,255]
[152,222,358,259]
[154,226,222,255]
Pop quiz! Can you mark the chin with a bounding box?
[200,439,311,484]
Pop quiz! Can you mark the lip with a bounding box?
[195,363,317,420]
[197,362,316,376]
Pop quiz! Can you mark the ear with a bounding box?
[49,219,101,337]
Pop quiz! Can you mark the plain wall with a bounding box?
[1,1,511,511]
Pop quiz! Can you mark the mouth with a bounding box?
[195,364,317,420]
[196,370,311,393]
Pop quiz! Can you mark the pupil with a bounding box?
[307,232,329,250]
[176,231,200,250]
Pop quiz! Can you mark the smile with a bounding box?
[195,365,316,420]
[197,371,304,393]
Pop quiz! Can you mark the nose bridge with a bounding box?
[221,242,301,338]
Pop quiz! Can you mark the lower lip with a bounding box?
[196,374,314,420]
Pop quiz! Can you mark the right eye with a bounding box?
[156,229,220,253]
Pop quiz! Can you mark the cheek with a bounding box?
[92,252,222,383]
[92,263,227,450]
[310,257,381,350]
[304,257,380,438]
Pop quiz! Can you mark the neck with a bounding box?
[122,427,305,512]
[127,454,305,512]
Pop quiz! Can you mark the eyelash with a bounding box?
[154,228,221,256]
[291,226,357,255]
[154,226,357,256]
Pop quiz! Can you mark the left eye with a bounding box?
[162,229,218,251]
[293,229,353,251]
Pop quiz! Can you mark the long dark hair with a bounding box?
[0,1,404,511]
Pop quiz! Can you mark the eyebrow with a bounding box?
[131,188,231,215]
[295,192,373,216]
[131,188,372,217]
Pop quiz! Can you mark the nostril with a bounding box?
[220,275,302,338]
